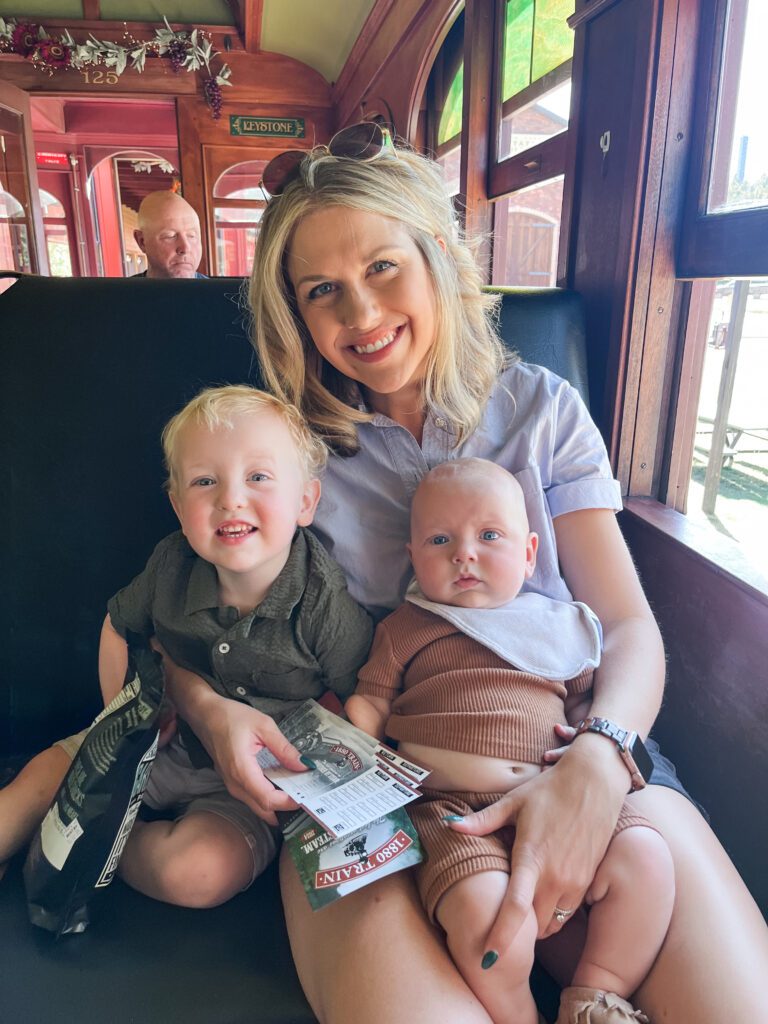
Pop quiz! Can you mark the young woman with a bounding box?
[168,126,768,1023]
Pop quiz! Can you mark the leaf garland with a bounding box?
[0,16,232,119]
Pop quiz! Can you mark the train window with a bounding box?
[427,9,463,203]
[212,160,266,276]
[669,278,768,580]
[425,0,573,280]
[491,174,563,286]
[706,2,768,215]
[490,1,574,285]
[498,0,573,162]
[39,188,72,278]
[214,206,264,278]
[660,0,768,587]
[437,63,463,147]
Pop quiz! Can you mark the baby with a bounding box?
[346,458,674,1024]
[0,385,372,904]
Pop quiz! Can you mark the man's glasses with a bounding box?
[261,121,394,198]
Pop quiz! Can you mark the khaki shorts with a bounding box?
[55,730,278,887]
[410,787,652,924]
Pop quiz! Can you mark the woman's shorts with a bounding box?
[54,729,278,887]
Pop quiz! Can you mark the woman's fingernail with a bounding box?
[481,950,499,970]
[300,755,317,770]
[442,814,464,822]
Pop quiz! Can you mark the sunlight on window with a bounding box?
[502,0,574,102]
[687,278,768,577]
[708,0,768,213]
[491,176,564,286]
[438,63,463,145]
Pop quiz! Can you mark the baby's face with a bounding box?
[408,471,537,609]
[169,408,319,595]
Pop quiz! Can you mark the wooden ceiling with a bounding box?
[0,1,378,84]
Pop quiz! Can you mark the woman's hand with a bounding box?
[447,735,627,954]
[196,692,307,825]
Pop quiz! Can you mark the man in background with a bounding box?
[133,191,205,279]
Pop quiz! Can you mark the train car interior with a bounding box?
[1,2,766,1022]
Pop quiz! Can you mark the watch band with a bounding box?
[574,716,649,792]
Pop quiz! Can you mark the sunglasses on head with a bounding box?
[261,121,394,197]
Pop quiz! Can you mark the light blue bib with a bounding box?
[405,582,602,680]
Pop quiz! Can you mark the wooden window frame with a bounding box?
[613,0,768,599]
[489,56,571,198]
[677,0,768,279]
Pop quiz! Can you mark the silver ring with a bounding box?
[553,906,574,924]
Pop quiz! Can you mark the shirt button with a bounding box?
[435,417,446,428]
[218,642,230,654]
[235,686,247,697]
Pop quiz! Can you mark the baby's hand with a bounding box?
[542,723,577,765]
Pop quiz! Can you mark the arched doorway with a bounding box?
[87,148,179,277]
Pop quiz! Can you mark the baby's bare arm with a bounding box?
[345,693,391,740]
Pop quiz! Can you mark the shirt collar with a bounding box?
[185,555,221,615]
[183,529,310,619]
[257,529,310,619]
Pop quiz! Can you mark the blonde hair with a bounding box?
[248,143,507,455]
[162,384,328,492]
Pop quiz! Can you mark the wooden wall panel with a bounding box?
[565,0,658,447]
[621,502,768,913]
[176,55,332,274]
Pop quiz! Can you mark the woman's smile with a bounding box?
[350,324,402,357]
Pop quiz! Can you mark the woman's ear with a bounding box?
[435,236,447,253]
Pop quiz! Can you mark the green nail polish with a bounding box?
[481,950,498,970]
[300,755,317,770]
[442,814,464,822]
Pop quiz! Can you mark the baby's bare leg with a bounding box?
[437,870,539,1024]
[574,826,675,995]
[0,745,72,876]
[118,811,255,908]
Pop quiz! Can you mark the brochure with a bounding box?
[257,699,429,838]
[260,700,430,909]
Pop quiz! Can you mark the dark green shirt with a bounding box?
[108,528,373,767]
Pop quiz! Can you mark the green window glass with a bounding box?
[503,0,574,103]
[438,63,464,145]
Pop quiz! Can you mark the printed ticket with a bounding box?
[257,700,430,839]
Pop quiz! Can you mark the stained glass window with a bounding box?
[438,63,464,145]
[503,0,574,103]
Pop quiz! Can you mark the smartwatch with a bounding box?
[574,717,653,792]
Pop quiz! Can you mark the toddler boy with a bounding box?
[0,385,372,905]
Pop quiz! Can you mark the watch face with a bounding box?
[629,734,654,782]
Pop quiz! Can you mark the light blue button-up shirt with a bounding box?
[312,361,622,621]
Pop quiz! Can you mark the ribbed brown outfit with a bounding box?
[356,603,652,921]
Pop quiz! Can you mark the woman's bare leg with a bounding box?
[437,870,539,1024]
[279,848,494,1024]
[628,785,768,1023]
